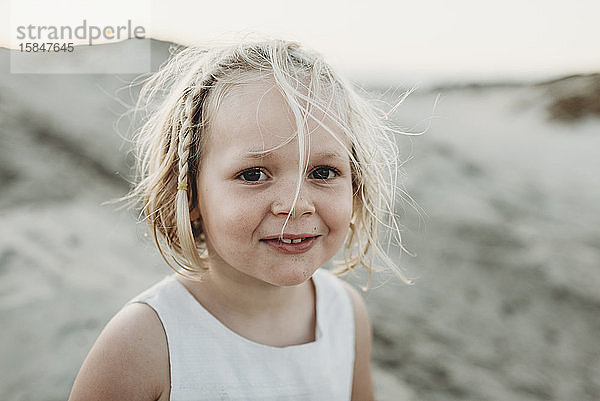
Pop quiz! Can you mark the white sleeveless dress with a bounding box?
[126,267,355,401]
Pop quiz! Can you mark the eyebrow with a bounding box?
[238,150,348,161]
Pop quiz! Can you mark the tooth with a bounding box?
[281,238,292,244]
[292,238,301,244]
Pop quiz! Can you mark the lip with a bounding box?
[261,233,318,240]
[260,235,320,254]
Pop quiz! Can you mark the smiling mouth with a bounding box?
[260,235,321,254]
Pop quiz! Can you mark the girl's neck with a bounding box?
[174,265,317,347]
[175,263,314,320]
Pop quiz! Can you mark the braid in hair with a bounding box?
[172,86,208,275]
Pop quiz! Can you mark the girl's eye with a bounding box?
[238,168,268,182]
[310,166,338,180]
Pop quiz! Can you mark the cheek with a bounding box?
[199,184,264,244]
[320,186,353,238]
[200,197,260,264]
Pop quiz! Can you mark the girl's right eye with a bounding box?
[238,168,268,182]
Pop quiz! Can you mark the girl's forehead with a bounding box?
[204,80,351,157]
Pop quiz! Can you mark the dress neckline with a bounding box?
[169,268,324,351]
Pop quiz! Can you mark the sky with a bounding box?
[2,0,599,86]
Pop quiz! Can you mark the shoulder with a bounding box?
[68,302,170,401]
[340,280,370,330]
[320,270,370,333]
[340,279,375,401]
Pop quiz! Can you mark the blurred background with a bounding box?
[1,1,599,400]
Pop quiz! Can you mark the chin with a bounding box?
[264,267,317,287]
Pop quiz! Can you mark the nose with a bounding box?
[270,183,315,218]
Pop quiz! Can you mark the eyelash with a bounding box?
[236,166,341,183]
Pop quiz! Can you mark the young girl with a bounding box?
[69,38,412,401]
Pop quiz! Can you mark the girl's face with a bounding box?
[193,80,353,287]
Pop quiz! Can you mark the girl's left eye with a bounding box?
[309,167,338,180]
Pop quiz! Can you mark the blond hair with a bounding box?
[117,38,416,288]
